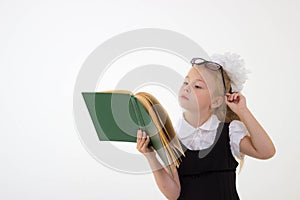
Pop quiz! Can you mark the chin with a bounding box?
[179,101,191,111]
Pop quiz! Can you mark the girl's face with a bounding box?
[178,66,217,114]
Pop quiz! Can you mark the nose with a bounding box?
[183,84,190,93]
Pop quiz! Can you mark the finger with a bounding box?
[231,93,237,102]
[231,92,240,101]
[137,137,146,151]
[228,94,234,101]
[235,96,240,103]
[136,130,144,149]
[136,129,142,142]
[231,93,237,101]
[227,96,236,104]
[137,129,142,138]
[233,93,240,102]
[224,95,230,104]
[225,93,231,101]
[142,136,155,154]
[227,93,233,101]
[142,131,147,140]
[138,131,147,149]
[141,135,150,150]
[233,92,239,99]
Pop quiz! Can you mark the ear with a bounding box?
[211,96,224,109]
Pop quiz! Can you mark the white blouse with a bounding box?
[174,113,249,161]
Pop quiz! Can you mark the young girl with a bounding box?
[136,52,276,200]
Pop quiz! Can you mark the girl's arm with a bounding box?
[136,130,181,200]
[145,154,181,200]
[225,93,276,159]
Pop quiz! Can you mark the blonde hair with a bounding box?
[213,68,245,173]
[212,69,240,123]
[193,65,245,172]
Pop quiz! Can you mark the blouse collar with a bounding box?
[175,112,221,139]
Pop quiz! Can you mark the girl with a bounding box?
[136,52,276,200]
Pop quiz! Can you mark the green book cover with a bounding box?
[81,92,173,176]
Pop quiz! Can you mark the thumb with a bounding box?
[149,146,155,151]
[224,96,235,108]
[224,95,230,105]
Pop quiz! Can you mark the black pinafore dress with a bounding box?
[177,122,240,200]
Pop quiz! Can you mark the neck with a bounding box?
[183,111,212,128]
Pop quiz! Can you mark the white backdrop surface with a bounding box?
[1,0,299,199]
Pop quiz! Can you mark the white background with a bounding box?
[1,0,300,199]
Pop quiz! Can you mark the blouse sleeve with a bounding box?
[229,120,249,160]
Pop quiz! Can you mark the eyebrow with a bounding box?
[185,76,206,83]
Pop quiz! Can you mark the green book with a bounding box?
[82,91,184,177]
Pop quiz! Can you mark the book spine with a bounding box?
[130,95,153,146]
[130,95,144,130]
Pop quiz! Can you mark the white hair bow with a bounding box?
[210,52,250,92]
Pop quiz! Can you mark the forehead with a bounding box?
[186,67,211,82]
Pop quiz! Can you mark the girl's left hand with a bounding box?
[225,92,248,115]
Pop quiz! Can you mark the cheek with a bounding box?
[195,91,212,104]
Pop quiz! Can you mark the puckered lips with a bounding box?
[180,95,189,100]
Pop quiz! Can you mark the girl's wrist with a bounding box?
[144,151,157,161]
[236,107,250,118]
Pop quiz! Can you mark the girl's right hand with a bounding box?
[136,129,156,158]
